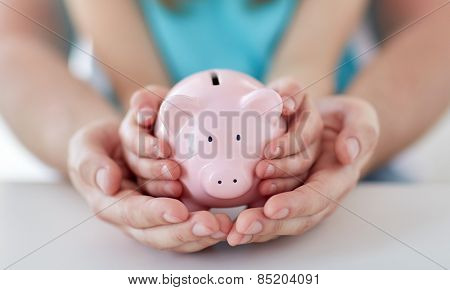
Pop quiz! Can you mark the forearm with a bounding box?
[64,0,170,106]
[0,36,120,173]
[268,0,369,98]
[347,9,450,173]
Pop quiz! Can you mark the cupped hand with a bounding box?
[119,85,183,198]
[228,96,379,246]
[256,77,323,197]
[68,119,232,252]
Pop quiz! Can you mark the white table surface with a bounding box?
[1,182,449,270]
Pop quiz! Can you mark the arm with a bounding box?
[255,1,369,199]
[268,0,369,98]
[0,0,119,173]
[64,0,170,106]
[348,0,450,173]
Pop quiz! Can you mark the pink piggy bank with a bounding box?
[155,69,286,210]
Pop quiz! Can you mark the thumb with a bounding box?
[130,85,169,127]
[334,100,379,165]
[268,77,306,116]
[69,121,123,195]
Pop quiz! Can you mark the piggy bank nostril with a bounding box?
[218,180,222,185]
[233,179,237,183]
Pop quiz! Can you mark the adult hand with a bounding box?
[228,96,379,246]
[68,119,232,252]
[256,77,323,197]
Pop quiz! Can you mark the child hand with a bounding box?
[255,77,323,196]
[119,85,183,198]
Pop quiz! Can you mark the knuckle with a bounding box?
[272,220,284,234]
[91,202,109,221]
[293,220,307,235]
[314,195,330,214]
[302,217,315,232]
[197,238,216,248]
[120,202,134,226]
[174,232,188,244]
[143,198,164,218]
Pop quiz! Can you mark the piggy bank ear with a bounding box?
[240,88,283,116]
[158,94,200,137]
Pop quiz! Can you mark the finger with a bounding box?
[227,222,244,246]
[68,123,122,196]
[212,213,233,239]
[228,214,277,246]
[119,113,171,158]
[319,98,379,165]
[268,77,307,116]
[129,85,169,127]
[256,140,320,179]
[170,213,232,253]
[263,187,329,220]
[138,178,183,198]
[259,210,328,237]
[97,192,189,228]
[263,165,354,220]
[258,176,305,196]
[128,211,221,250]
[264,96,323,159]
[234,207,328,237]
[123,149,181,180]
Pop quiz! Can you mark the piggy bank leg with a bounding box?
[181,197,210,212]
[248,196,267,208]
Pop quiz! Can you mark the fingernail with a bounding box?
[284,98,296,113]
[245,221,263,235]
[271,146,281,159]
[238,235,253,245]
[264,164,275,178]
[137,107,155,125]
[163,213,183,223]
[161,164,173,179]
[192,223,214,236]
[346,137,360,161]
[95,168,108,193]
[211,231,227,239]
[271,208,289,219]
[264,146,281,159]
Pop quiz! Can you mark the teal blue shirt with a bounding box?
[140,0,357,92]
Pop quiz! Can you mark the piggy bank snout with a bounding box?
[201,165,252,199]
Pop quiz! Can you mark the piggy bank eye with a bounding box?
[208,136,213,142]
[236,134,241,141]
